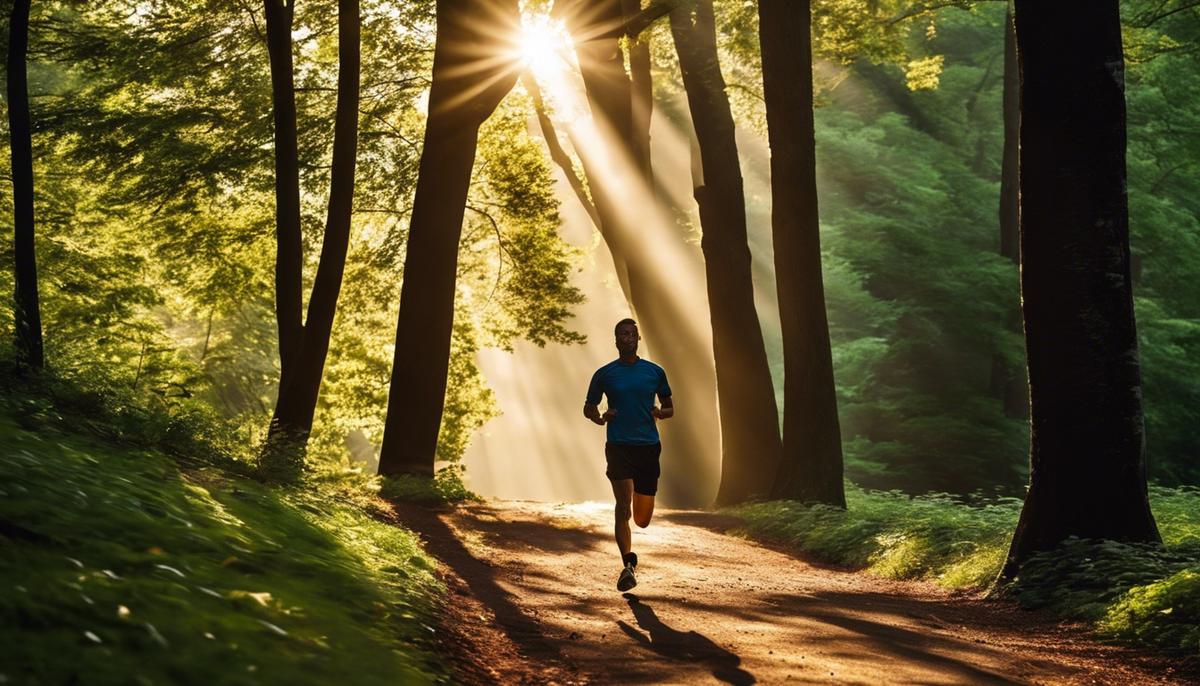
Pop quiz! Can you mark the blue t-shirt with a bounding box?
[585,358,672,445]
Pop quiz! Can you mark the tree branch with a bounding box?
[520,71,603,230]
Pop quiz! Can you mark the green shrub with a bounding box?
[729,484,1200,655]
[1101,568,1200,653]
[379,463,481,506]
[726,484,1019,589]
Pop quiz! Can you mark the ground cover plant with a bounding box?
[727,484,1200,654]
[0,403,452,685]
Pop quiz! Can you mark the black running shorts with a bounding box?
[605,442,662,496]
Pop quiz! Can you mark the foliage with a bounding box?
[729,484,1200,654]
[1101,568,1200,653]
[3,0,586,479]
[379,464,482,506]
[0,345,254,472]
[727,484,1019,589]
[0,407,450,685]
[707,1,1200,494]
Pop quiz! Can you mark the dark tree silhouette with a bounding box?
[1002,0,1161,577]
[758,0,844,506]
[262,0,360,470]
[377,0,522,477]
[670,0,784,505]
[8,0,44,371]
[264,0,304,391]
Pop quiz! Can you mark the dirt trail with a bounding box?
[390,500,1197,685]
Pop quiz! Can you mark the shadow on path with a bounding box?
[387,502,589,684]
[618,593,756,686]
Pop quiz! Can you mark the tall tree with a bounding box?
[261,0,361,471]
[8,0,44,371]
[264,0,304,391]
[1002,0,1161,577]
[555,0,722,506]
[670,0,784,505]
[758,0,845,506]
[377,0,522,477]
[989,2,1027,420]
[620,0,653,182]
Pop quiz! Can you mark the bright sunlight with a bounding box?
[518,13,573,79]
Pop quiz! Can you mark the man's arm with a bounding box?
[651,395,674,420]
[584,403,618,425]
[584,402,604,425]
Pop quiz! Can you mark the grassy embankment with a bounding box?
[727,485,1200,654]
[0,384,459,685]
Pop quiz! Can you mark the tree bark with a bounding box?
[1002,0,1161,578]
[621,0,654,183]
[758,0,845,506]
[8,0,44,372]
[989,3,1028,420]
[556,0,721,506]
[263,0,360,461]
[264,0,305,391]
[377,0,522,477]
[670,0,785,505]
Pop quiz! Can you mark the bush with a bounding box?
[726,484,1020,589]
[1101,568,1200,653]
[379,463,481,506]
[728,483,1200,655]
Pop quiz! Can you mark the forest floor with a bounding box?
[390,499,1200,686]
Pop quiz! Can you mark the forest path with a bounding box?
[389,500,1194,685]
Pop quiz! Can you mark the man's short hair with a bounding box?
[614,318,637,337]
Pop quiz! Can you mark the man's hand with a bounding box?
[652,397,674,420]
[584,403,616,426]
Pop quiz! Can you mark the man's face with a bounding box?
[615,323,639,356]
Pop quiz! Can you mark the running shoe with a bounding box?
[617,563,637,591]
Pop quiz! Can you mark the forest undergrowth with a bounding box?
[728,485,1200,656]
[0,363,459,685]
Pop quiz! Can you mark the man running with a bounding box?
[584,318,674,591]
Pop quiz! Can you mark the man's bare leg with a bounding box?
[633,493,655,528]
[611,478,634,557]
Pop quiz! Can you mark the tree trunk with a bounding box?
[670,0,784,505]
[1002,0,1160,578]
[556,0,721,506]
[993,4,1028,420]
[265,0,304,391]
[621,0,654,183]
[377,0,521,477]
[8,0,44,372]
[758,0,845,506]
[263,0,360,461]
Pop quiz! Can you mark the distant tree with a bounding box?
[261,0,360,476]
[7,0,44,371]
[670,0,785,505]
[757,0,845,506]
[1002,0,1161,577]
[989,2,1026,419]
[377,0,522,477]
[264,0,304,392]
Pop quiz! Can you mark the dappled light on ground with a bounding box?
[402,500,1190,685]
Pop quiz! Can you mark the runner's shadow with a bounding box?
[618,593,756,686]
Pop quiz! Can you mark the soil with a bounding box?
[389,500,1200,685]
